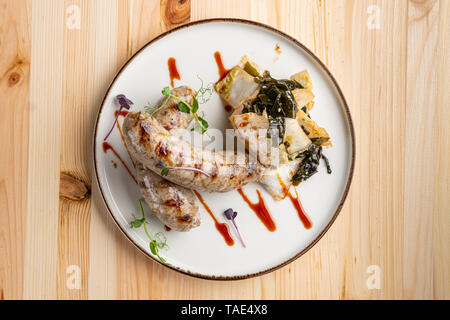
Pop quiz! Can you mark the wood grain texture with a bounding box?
[23,0,64,299]
[0,0,448,299]
[0,0,30,300]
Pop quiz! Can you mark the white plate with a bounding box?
[93,19,355,279]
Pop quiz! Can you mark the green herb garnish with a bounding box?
[130,200,169,265]
[144,87,171,115]
[155,161,211,177]
[145,78,213,135]
[162,89,209,135]
[195,75,214,104]
[130,217,145,228]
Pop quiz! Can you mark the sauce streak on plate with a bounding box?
[276,173,312,229]
[288,188,312,229]
[214,51,231,82]
[237,188,276,232]
[114,110,135,169]
[102,141,137,184]
[194,191,235,246]
[168,57,180,88]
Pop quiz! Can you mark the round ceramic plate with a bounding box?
[93,19,354,280]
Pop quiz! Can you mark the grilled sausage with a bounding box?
[151,86,196,136]
[136,86,200,231]
[137,162,200,231]
[123,111,263,192]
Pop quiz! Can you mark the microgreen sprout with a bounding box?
[165,88,210,135]
[144,78,214,135]
[104,94,133,141]
[155,161,212,178]
[195,75,214,104]
[130,200,169,265]
[224,208,246,248]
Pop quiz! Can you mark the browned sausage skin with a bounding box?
[123,111,263,192]
[135,86,200,231]
[151,86,196,136]
[136,163,200,231]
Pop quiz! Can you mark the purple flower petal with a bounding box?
[223,208,246,248]
[104,94,134,141]
[116,94,134,109]
[224,208,234,220]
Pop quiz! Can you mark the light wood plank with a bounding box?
[0,0,31,300]
[433,0,450,300]
[403,0,440,299]
[56,0,95,299]
[336,0,408,300]
[86,0,120,300]
[23,0,65,299]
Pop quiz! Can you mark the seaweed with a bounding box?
[242,71,303,145]
[292,143,332,185]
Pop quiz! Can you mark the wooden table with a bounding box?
[1,0,448,300]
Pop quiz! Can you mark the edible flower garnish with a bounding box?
[104,94,133,141]
[130,200,169,265]
[224,208,246,248]
[155,161,212,178]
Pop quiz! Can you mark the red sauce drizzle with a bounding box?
[287,188,312,229]
[276,173,290,200]
[102,141,137,184]
[237,188,276,232]
[276,173,312,229]
[115,111,136,169]
[168,57,180,88]
[164,225,171,232]
[114,110,129,118]
[193,191,234,246]
[111,160,117,168]
[214,51,230,82]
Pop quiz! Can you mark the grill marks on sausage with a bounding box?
[164,198,182,207]
[178,215,193,223]
[140,121,151,142]
[247,162,257,177]
[193,162,203,175]
[210,166,219,178]
[155,141,169,157]
[159,180,170,188]
[125,112,262,192]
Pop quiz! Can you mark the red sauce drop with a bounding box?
[274,43,282,62]
[164,225,171,232]
[214,51,230,82]
[224,105,232,113]
[287,188,312,229]
[193,191,234,246]
[168,57,180,88]
[111,160,117,168]
[276,173,290,200]
[102,141,137,184]
[114,110,129,118]
[237,188,276,232]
